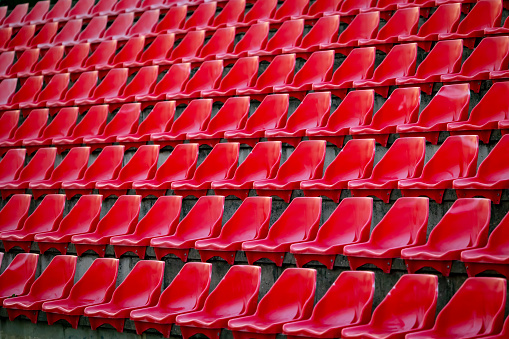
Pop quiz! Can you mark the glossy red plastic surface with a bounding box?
[1,109,47,150]
[217,23,269,60]
[47,71,98,107]
[153,6,187,34]
[6,26,35,51]
[164,30,205,64]
[283,15,339,54]
[0,194,31,234]
[0,253,38,304]
[211,0,245,28]
[401,198,489,276]
[22,0,49,24]
[25,46,65,77]
[67,41,116,73]
[0,149,26,186]
[43,0,72,22]
[249,20,304,58]
[96,36,144,69]
[0,110,17,141]
[150,195,225,261]
[169,60,223,100]
[1,76,43,110]
[75,68,128,106]
[105,66,159,104]
[125,9,159,38]
[28,23,58,49]
[239,0,276,25]
[202,57,259,98]
[6,49,39,78]
[0,78,16,106]
[39,19,81,49]
[3,4,28,27]
[125,34,174,67]
[183,2,216,31]
[183,28,235,63]
[136,63,191,102]
[68,0,94,19]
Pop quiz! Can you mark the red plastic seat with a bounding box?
[3,255,77,324]
[343,197,429,272]
[273,50,334,100]
[291,197,373,268]
[0,194,65,253]
[130,262,212,337]
[350,87,420,146]
[454,134,509,203]
[23,46,65,77]
[447,82,509,143]
[482,317,509,339]
[71,195,141,257]
[136,63,191,102]
[151,5,187,35]
[265,92,331,147]
[499,119,509,135]
[67,41,116,73]
[170,60,223,100]
[211,141,281,199]
[183,2,216,31]
[341,274,438,338]
[354,43,418,98]
[401,198,490,276]
[95,37,145,71]
[21,1,50,26]
[110,195,182,258]
[216,23,269,60]
[225,94,288,147]
[254,140,326,202]
[0,110,19,143]
[349,137,425,202]
[397,83,470,144]
[293,0,342,19]
[228,268,316,339]
[176,265,261,339]
[97,13,134,41]
[0,149,26,186]
[187,96,249,146]
[151,195,225,261]
[34,194,102,254]
[6,25,35,51]
[361,0,411,17]
[133,143,199,198]
[29,146,90,199]
[399,135,479,203]
[110,0,141,14]
[90,0,117,16]
[262,0,309,24]
[282,15,339,54]
[72,16,107,45]
[3,4,28,27]
[237,0,276,27]
[283,271,375,339]
[124,34,174,68]
[320,12,379,55]
[0,193,31,234]
[306,90,374,147]
[27,23,59,50]
[180,28,233,63]
[441,36,509,93]
[209,0,245,28]
[358,8,419,53]
[242,197,321,266]
[38,19,82,49]
[67,0,94,19]
[151,99,212,148]
[82,102,139,151]
[5,48,39,78]
[104,66,158,105]
[20,73,70,111]
[0,253,38,304]
[45,43,89,76]
[407,277,506,339]
[398,3,461,52]
[0,108,48,154]
[43,0,72,22]
[124,9,159,39]
[0,51,14,78]
[0,80,16,109]
[249,19,304,58]
[202,57,259,98]
[42,258,118,329]
[439,0,502,49]
[301,139,375,203]
[62,145,124,199]
[0,76,44,110]
[0,27,12,51]
[84,260,164,333]
[46,71,96,108]
[313,47,376,99]
[0,147,57,199]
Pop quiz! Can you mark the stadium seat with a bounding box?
[90,0,117,17]
[34,194,102,255]
[110,0,141,14]
[42,258,119,329]
[67,0,94,19]
[19,1,48,26]
[96,145,159,198]
[242,197,321,266]
[151,195,225,261]
[124,34,174,67]
[0,51,14,78]
[38,19,82,49]
[0,147,57,199]
[216,23,269,60]
[293,0,342,19]
[441,36,509,92]
[74,68,128,106]
[396,39,463,94]
[306,90,374,147]
[3,255,77,324]
[72,16,107,44]
[82,102,140,151]
[209,0,245,28]
[0,28,12,51]
[401,198,490,275]
[273,50,334,100]
[182,2,216,31]
[3,4,29,28]
[136,63,191,103]
[319,12,379,55]
[45,43,89,76]
[265,92,331,146]
[130,262,212,337]
[187,96,249,146]
[263,0,309,24]
[67,41,116,73]
[362,0,412,17]
[343,197,429,272]
[439,0,502,49]
[27,23,58,50]
[151,99,212,148]
[341,274,438,338]
[95,37,144,71]
[71,194,141,257]
[6,48,39,78]
[397,83,470,144]
[249,19,304,59]
[172,143,239,198]
[291,197,373,268]
[110,195,182,258]
[29,147,90,199]
[160,30,205,65]
[0,78,16,106]
[23,46,64,77]
[350,87,420,146]
[447,81,509,143]
[282,15,339,54]
[482,317,509,339]
[301,139,375,203]
[406,277,506,339]
[398,3,461,51]
[169,60,223,100]
[44,0,72,22]
[399,135,479,203]
[151,5,187,35]
[228,268,316,339]
[176,265,261,339]
[0,253,38,304]
[84,260,164,333]
[6,25,35,51]
[182,27,235,63]
[20,73,70,110]
[0,110,19,143]
[0,76,43,110]
[0,193,65,252]
[0,108,48,154]
[122,9,159,39]
[354,43,418,97]
[132,143,198,198]
[0,149,26,191]
[116,101,175,149]
[96,13,134,42]
[0,194,31,234]
[196,197,272,264]
[104,65,159,105]
[454,134,509,203]
[62,145,124,199]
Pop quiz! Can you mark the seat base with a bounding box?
[464,262,509,279]
[180,325,223,339]
[302,189,342,203]
[1,189,25,200]
[31,188,59,200]
[455,189,503,204]
[37,241,68,254]
[399,131,440,145]
[255,189,292,203]
[348,256,394,273]
[212,189,249,200]
[46,312,80,329]
[134,189,167,199]
[405,259,453,276]
[153,247,190,261]
[224,137,259,147]
[352,133,390,147]
[2,240,31,252]
[134,320,173,337]
[64,189,94,200]
[449,129,492,144]
[6,309,38,323]
[172,189,208,199]
[400,188,445,203]
[113,245,146,259]
[350,188,392,203]
[74,243,107,257]
[293,253,336,269]
[266,136,301,148]
[245,251,285,266]
[97,189,129,199]
[88,316,125,332]
[199,249,237,265]
[307,135,345,148]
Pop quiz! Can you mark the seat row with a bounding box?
[1,193,508,277]
[0,254,507,338]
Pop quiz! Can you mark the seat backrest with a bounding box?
[458,36,509,76]
[298,15,339,48]
[456,0,502,34]
[153,143,199,182]
[371,43,417,81]
[183,2,216,30]
[121,65,158,97]
[111,36,144,65]
[0,28,13,49]
[8,48,39,76]
[273,0,309,20]
[0,149,26,184]
[132,196,182,237]
[0,193,31,233]
[467,81,509,124]
[198,27,235,58]
[51,19,82,45]
[49,146,90,182]
[77,16,107,42]
[289,50,334,86]
[0,253,38,299]
[203,97,249,133]
[169,30,205,61]
[117,145,159,181]
[0,51,14,77]
[35,73,71,104]
[0,79,18,105]
[18,194,65,234]
[136,101,175,136]
[322,139,375,183]
[232,22,269,54]
[29,22,58,47]
[415,39,463,78]
[173,195,224,238]
[417,3,461,37]
[212,0,245,26]
[230,141,281,183]
[83,40,117,69]
[139,34,174,63]
[91,68,129,100]
[90,0,116,15]
[339,0,377,12]
[325,89,374,129]
[67,258,118,304]
[12,109,49,142]
[127,9,159,36]
[152,63,191,97]
[68,0,94,18]
[371,137,425,181]
[3,4,28,26]
[44,0,72,22]
[103,13,134,39]
[33,46,64,74]
[94,195,141,235]
[475,134,509,181]
[82,145,124,181]
[241,94,289,132]
[252,53,295,91]
[169,99,212,135]
[67,104,108,139]
[24,255,76,300]
[276,140,327,182]
[243,0,277,23]
[40,106,78,140]
[192,143,239,182]
[0,110,20,141]
[7,25,35,49]
[100,102,140,137]
[154,5,187,33]
[56,43,90,71]
[285,92,331,131]
[369,87,420,128]
[338,11,379,44]
[112,0,140,12]
[9,76,44,106]
[265,19,304,52]
[308,0,342,16]
[183,60,223,94]
[54,194,102,234]
[216,56,259,91]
